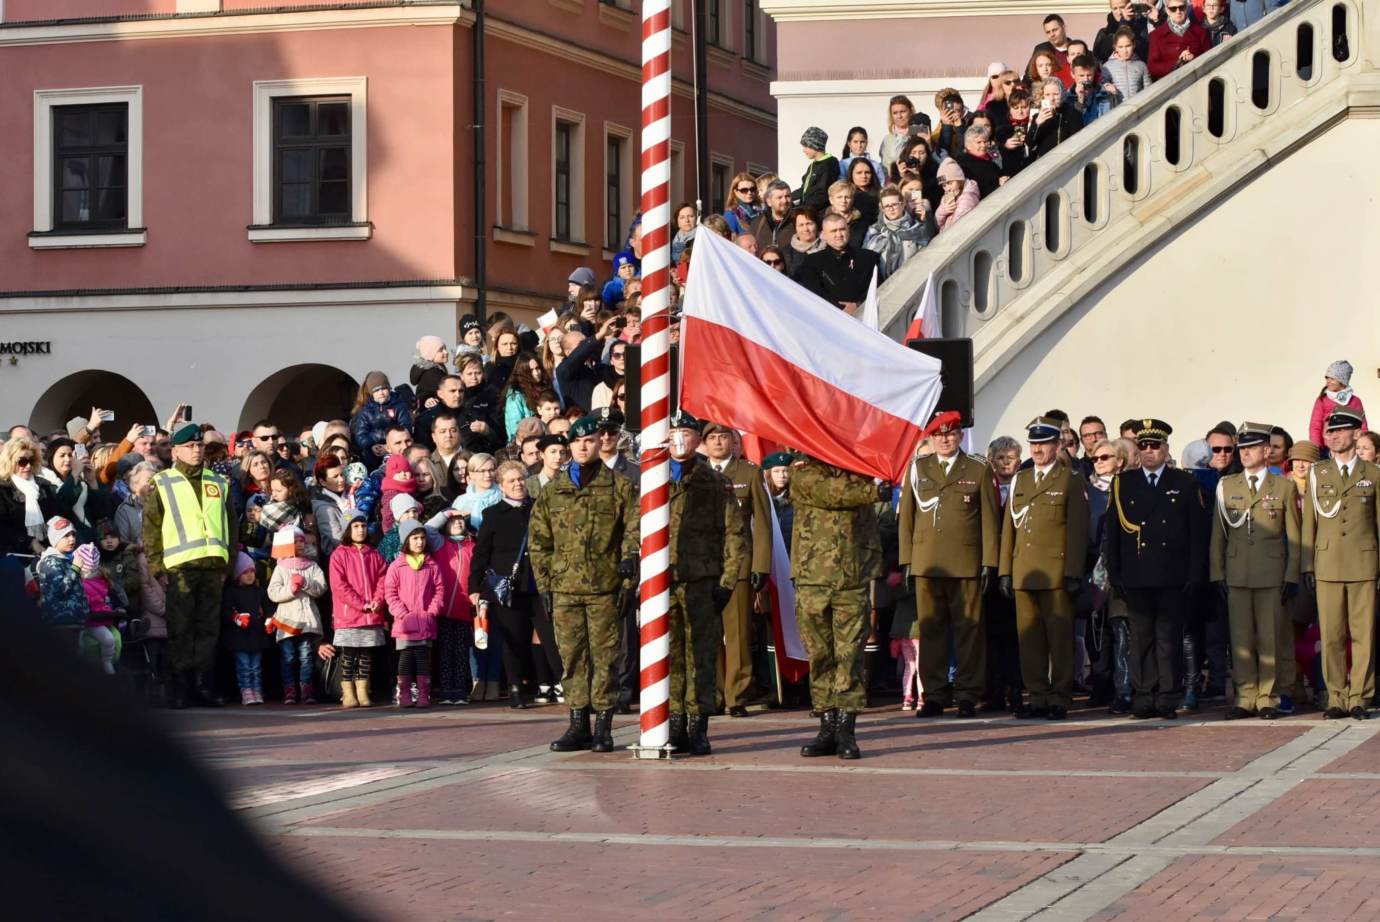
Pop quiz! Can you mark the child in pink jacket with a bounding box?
[384,519,445,708]
[328,513,388,708]
[1309,360,1368,448]
[428,510,476,704]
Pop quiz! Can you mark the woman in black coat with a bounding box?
[0,438,57,557]
[469,461,564,707]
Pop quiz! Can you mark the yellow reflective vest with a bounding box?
[153,468,231,568]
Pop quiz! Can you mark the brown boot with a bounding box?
[340,681,359,708]
[354,679,372,707]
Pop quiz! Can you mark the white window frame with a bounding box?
[603,122,634,252]
[496,88,530,233]
[31,84,145,249]
[250,76,369,243]
[551,106,587,250]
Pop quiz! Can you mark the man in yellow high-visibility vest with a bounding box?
[143,423,238,708]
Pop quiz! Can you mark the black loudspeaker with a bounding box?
[622,344,679,433]
[905,337,974,429]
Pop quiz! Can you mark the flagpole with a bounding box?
[635,0,673,759]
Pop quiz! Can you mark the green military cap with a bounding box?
[762,451,795,470]
[1236,422,1273,448]
[170,423,202,445]
[569,416,601,439]
[1133,418,1173,443]
[702,422,735,438]
[668,409,703,433]
[1025,417,1062,443]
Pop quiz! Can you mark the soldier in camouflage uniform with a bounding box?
[530,416,640,753]
[663,411,748,755]
[790,455,887,760]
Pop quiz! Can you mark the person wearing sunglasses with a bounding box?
[1147,0,1211,79]
[1084,438,1134,712]
[722,171,762,237]
[759,245,789,274]
[0,437,57,556]
[1103,419,1209,720]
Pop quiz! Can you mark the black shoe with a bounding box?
[956,700,977,719]
[835,712,861,760]
[591,709,615,752]
[688,715,712,756]
[1325,706,1348,719]
[728,705,749,718]
[668,713,689,754]
[1352,706,1370,721]
[801,710,837,757]
[1132,705,1157,719]
[917,701,945,718]
[193,672,224,708]
[508,685,530,710]
[1015,705,1048,719]
[1158,706,1178,720]
[550,708,593,752]
[1046,706,1067,720]
[1224,706,1254,720]
[1259,707,1279,720]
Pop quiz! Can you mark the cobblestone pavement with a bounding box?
[167,700,1380,921]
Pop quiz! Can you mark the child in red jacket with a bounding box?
[429,510,476,705]
[328,513,388,708]
[1309,360,1368,449]
[384,520,445,708]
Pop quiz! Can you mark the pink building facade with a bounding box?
[0,0,776,434]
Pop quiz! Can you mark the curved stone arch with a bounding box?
[238,364,359,434]
[28,369,157,440]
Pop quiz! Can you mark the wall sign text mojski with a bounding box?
[0,341,52,355]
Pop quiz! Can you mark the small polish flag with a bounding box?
[903,270,941,341]
[536,308,560,335]
[859,267,880,331]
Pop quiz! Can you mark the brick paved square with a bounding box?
[1318,730,1380,773]
[1088,856,1380,921]
[1214,779,1380,849]
[276,835,1077,922]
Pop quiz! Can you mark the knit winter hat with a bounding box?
[987,61,1008,78]
[74,543,101,577]
[390,493,421,522]
[311,420,329,450]
[416,335,447,363]
[66,416,88,440]
[568,267,597,287]
[271,525,305,560]
[233,551,255,579]
[382,455,417,495]
[363,370,390,393]
[1326,360,1354,386]
[800,126,829,152]
[344,461,369,486]
[397,518,426,549]
[46,516,75,546]
[937,159,967,184]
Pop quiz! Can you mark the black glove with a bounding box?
[1213,580,1228,601]
[980,566,995,596]
[617,557,637,580]
[541,592,553,614]
[712,585,734,614]
[1063,577,1082,596]
[998,575,1013,599]
[1303,573,1316,593]
[749,571,767,592]
[1282,582,1299,602]
[877,482,893,503]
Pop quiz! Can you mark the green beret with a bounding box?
[702,423,735,438]
[762,451,795,470]
[569,416,601,439]
[171,423,202,445]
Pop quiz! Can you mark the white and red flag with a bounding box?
[903,270,940,341]
[679,230,942,484]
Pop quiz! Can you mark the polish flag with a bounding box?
[738,432,779,467]
[764,487,808,686]
[859,267,880,331]
[680,231,943,484]
[903,271,940,341]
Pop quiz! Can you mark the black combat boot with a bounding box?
[800,709,837,757]
[835,711,861,760]
[591,709,616,752]
[550,708,593,752]
[668,713,689,754]
[688,715,712,756]
[193,672,224,707]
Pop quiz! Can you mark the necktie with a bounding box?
[1149,472,1158,488]
[1341,463,1351,482]
[1035,469,1044,485]
[1249,475,1258,497]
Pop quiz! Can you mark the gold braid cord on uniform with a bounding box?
[1111,475,1143,553]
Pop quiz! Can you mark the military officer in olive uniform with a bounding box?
[998,417,1089,720]
[1104,419,1207,720]
[530,416,640,752]
[900,411,1000,718]
[791,455,886,760]
[1302,407,1380,719]
[662,411,748,755]
[1210,422,1300,720]
[144,423,238,709]
[702,423,772,716]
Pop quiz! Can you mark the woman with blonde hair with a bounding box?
[0,437,55,555]
[722,170,761,235]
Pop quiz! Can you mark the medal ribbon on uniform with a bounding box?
[1111,474,1143,553]
[909,457,942,525]
[1308,466,1342,520]
[1214,479,1252,536]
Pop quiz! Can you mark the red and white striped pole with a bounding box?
[636,0,673,756]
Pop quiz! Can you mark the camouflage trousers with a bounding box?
[166,567,224,675]
[668,578,722,717]
[795,584,869,713]
[552,592,620,711]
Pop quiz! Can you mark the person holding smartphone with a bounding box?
[1029,77,1084,160]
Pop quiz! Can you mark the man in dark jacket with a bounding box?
[750,180,795,252]
[953,124,1005,198]
[1104,420,1209,720]
[555,316,621,415]
[793,212,881,313]
[455,357,503,454]
[1093,0,1154,64]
